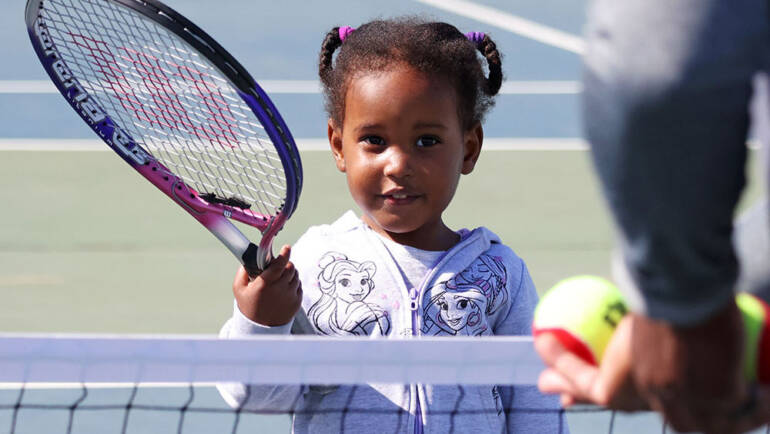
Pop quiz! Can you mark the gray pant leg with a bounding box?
[735,200,770,299]
[583,0,770,325]
[737,74,770,300]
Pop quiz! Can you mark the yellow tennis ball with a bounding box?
[533,275,628,365]
[736,292,770,383]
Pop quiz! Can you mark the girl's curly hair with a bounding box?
[318,18,503,130]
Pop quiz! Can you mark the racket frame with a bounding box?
[25,0,303,275]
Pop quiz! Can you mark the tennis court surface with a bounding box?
[0,0,766,433]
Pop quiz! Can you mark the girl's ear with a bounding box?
[328,118,346,172]
[461,122,483,175]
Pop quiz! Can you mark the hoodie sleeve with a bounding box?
[491,253,537,336]
[216,303,308,411]
[216,229,321,412]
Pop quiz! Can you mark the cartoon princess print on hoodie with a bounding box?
[308,252,391,336]
[422,282,489,336]
[421,254,508,336]
[454,254,508,315]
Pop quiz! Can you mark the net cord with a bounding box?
[0,334,541,385]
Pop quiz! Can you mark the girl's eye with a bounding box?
[340,278,350,287]
[457,299,468,309]
[361,136,385,146]
[360,278,367,285]
[416,136,440,147]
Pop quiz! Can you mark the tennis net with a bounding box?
[0,334,680,433]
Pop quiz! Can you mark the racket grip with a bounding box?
[241,242,264,278]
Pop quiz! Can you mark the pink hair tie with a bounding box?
[465,31,485,47]
[339,26,355,42]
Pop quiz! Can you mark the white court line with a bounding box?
[0,138,590,151]
[500,81,581,94]
[0,79,581,95]
[415,0,585,54]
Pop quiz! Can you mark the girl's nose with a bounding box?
[382,145,412,178]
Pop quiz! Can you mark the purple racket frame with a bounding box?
[24,0,303,278]
[25,0,302,306]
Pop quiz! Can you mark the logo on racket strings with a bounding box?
[34,18,149,165]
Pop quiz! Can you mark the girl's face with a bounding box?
[334,269,372,303]
[329,66,482,251]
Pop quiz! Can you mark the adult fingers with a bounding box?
[538,368,578,397]
[535,333,601,403]
[535,317,646,411]
[591,316,647,411]
[713,386,770,434]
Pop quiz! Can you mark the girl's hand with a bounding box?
[233,245,303,326]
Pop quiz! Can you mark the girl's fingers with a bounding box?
[282,259,297,282]
[259,245,291,282]
[277,244,291,260]
[288,269,300,293]
[232,265,250,290]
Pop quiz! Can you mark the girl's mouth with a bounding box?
[381,191,420,205]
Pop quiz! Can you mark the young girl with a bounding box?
[218,18,567,433]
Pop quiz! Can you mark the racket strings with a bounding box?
[40,0,289,218]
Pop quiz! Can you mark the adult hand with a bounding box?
[536,314,646,411]
[536,301,770,433]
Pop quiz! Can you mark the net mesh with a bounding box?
[2,334,747,434]
[36,0,288,215]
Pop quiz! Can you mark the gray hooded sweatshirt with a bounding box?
[218,211,568,433]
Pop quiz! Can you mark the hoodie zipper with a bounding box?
[408,235,471,434]
[409,286,424,434]
[385,229,478,434]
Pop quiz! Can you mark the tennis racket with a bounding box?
[25,0,312,333]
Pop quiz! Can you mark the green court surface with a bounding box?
[0,148,763,333]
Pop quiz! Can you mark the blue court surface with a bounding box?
[1,0,585,139]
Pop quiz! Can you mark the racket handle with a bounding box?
[241,242,269,278]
